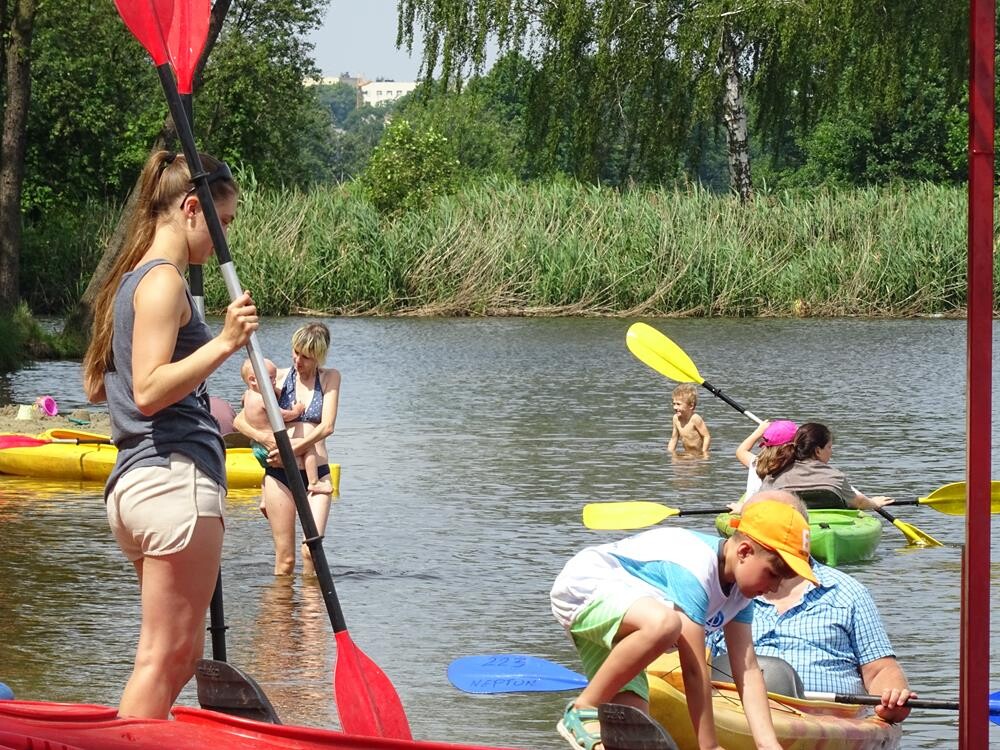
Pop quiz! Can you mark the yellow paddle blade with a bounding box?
[626,323,704,385]
[892,517,943,547]
[918,481,1000,515]
[582,501,680,530]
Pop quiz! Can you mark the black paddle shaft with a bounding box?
[155,64,350,635]
[699,379,761,423]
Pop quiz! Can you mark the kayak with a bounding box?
[647,652,902,750]
[715,509,882,567]
[0,429,340,493]
[0,700,520,750]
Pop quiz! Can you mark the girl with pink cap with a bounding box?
[736,419,798,496]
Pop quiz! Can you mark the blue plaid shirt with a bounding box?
[707,562,895,694]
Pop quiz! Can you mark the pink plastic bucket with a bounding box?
[35,395,58,417]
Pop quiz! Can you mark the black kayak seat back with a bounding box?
[710,652,805,699]
[797,488,849,510]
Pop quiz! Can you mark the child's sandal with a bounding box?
[557,701,601,750]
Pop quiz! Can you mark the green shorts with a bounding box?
[569,592,651,702]
[251,440,270,469]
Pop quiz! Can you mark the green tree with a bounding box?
[398,1,969,197]
[315,80,358,128]
[358,118,460,213]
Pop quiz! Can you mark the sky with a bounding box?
[307,2,424,82]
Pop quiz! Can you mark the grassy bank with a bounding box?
[203,178,970,317]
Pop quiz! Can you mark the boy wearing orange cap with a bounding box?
[552,492,814,750]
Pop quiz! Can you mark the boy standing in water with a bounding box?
[552,491,814,750]
[667,382,711,455]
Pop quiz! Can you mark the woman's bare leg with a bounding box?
[301,490,332,577]
[117,518,224,718]
[264,476,298,576]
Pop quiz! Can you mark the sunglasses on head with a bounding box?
[179,161,233,209]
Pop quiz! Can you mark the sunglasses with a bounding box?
[179,161,234,209]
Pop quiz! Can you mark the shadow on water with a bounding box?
[0,317,998,748]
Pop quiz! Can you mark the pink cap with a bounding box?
[759,420,797,447]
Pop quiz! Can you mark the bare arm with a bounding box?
[736,421,770,468]
[676,616,723,750]
[861,656,913,723]
[850,491,894,511]
[695,415,711,453]
[723,622,783,750]
[131,268,256,416]
[233,409,276,450]
[667,416,680,453]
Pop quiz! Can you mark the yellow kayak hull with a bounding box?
[0,431,340,493]
[648,653,901,750]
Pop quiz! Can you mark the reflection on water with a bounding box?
[1,317,999,748]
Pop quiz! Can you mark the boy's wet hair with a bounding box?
[672,382,698,406]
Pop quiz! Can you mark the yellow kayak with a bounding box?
[648,652,901,750]
[0,429,340,493]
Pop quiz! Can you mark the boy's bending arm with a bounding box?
[676,616,723,750]
[861,656,913,723]
[667,417,680,452]
[722,621,783,750]
[695,415,711,452]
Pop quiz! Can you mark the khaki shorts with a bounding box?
[107,452,225,562]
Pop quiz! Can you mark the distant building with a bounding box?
[359,80,418,107]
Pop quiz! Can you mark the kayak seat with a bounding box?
[709,652,805,699]
[797,489,849,510]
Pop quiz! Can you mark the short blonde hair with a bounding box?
[291,322,330,365]
[672,383,698,406]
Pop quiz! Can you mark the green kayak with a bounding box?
[715,508,882,567]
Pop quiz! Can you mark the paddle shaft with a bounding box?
[804,692,960,710]
[155,64,349,634]
[700,378,761,424]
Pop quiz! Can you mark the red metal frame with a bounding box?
[962,1,994,747]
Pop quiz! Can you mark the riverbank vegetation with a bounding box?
[0,1,990,372]
[199,178,970,317]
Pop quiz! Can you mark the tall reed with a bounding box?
[207,178,976,317]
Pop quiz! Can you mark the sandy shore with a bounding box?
[0,405,111,435]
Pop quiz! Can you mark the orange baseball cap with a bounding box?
[730,500,818,585]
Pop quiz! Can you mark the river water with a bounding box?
[1,317,998,748]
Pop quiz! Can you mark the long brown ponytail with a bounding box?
[81,151,235,402]
[766,422,834,479]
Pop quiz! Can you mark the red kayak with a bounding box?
[0,700,522,750]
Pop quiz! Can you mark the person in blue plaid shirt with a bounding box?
[708,560,913,723]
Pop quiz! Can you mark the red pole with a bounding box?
[961,1,993,747]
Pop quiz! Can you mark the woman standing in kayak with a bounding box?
[81,150,257,719]
[760,422,893,511]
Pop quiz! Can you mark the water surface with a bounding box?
[1,317,998,748]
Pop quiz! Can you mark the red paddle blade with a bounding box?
[167,0,210,94]
[0,435,50,449]
[333,630,411,740]
[114,0,174,66]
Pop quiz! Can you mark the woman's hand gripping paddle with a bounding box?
[112,2,411,738]
[625,322,762,423]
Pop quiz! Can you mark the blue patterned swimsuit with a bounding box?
[263,368,330,489]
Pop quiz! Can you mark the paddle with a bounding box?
[113,2,411,739]
[160,0,230,669]
[887,480,1000,515]
[626,322,761,424]
[448,654,588,693]
[450,654,1000,716]
[0,434,111,449]
[582,501,722,530]
[870,505,942,547]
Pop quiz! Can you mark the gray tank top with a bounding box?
[103,259,226,496]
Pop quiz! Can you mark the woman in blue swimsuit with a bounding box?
[235,322,341,576]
